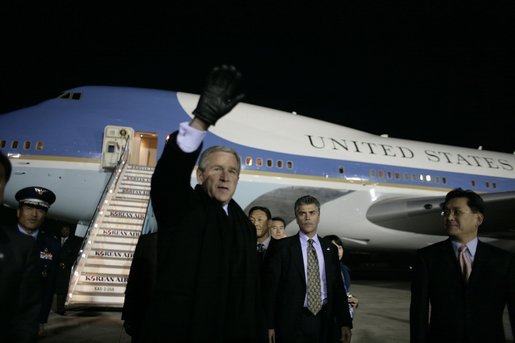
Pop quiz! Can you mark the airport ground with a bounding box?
[37,277,514,342]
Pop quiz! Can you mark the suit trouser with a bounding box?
[296,305,329,343]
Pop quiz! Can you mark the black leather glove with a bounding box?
[192,64,245,126]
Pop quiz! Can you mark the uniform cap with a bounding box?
[15,186,56,210]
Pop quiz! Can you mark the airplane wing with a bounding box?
[367,191,515,239]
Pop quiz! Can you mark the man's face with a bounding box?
[196,151,239,205]
[61,226,71,237]
[0,164,5,204]
[295,203,320,237]
[270,220,286,239]
[250,209,270,239]
[17,204,46,234]
[443,197,483,243]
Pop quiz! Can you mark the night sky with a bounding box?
[1,2,514,153]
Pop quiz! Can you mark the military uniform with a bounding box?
[15,186,61,331]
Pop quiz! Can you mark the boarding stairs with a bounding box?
[67,159,155,308]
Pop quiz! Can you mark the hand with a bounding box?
[348,295,359,310]
[341,326,352,343]
[268,328,275,343]
[192,64,245,126]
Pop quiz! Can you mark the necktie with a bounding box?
[257,243,265,253]
[307,239,322,315]
[458,245,472,282]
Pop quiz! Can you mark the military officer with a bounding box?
[15,186,60,337]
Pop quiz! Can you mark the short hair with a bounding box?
[271,216,286,226]
[442,188,485,214]
[198,146,241,175]
[324,234,344,248]
[249,206,272,220]
[0,151,12,184]
[294,195,320,214]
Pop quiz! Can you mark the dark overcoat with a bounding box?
[122,232,157,340]
[141,132,264,342]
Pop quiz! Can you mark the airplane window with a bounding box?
[419,174,424,182]
[435,176,440,183]
[442,177,447,184]
[378,170,384,178]
[11,140,19,149]
[370,169,375,177]
[246,156,253,166]
[23,141,31,150]
[412,174,417,181]
[60,92,71,99]
[287,161,293,169]
[485,181,490,188]
[36,141,44,150]
[492,182,497,189]
[395,172,400,179]
[425,174,431,182]
[471,180,476,187]
[256,158,263,167]
[339,166,345,174]
[276,160,283,168]
[403,173,409,180]
[387,171,392,179]
[0,140,5,148]
[267,159,273,168]
[72,93,81,100]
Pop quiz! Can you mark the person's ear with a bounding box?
[196,169,204,184]
[476,213,484,227]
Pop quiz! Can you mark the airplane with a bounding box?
[1,85,515,254]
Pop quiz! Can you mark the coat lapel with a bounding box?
[291,233,306,286]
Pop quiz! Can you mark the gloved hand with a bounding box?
[192,64,245,126]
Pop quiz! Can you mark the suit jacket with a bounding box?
[0,224,41,342]
[410,238,515,343]
[263,233,352,342]
[141,132,265,342]
[35,230,60,324]
[55,235,82,294]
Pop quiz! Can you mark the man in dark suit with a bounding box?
[54,224,82,315]
[15,186,61,337]
[410,188,515,343]
[0,152,41,342]
[249,205,272,272]
[140,65,265,342]
[264,195,352,343]
[122,231,157,342]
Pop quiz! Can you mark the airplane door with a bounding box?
[101,126,134,168]
[129,132,158,167]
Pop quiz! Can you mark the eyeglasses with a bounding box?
[440,209,473,217]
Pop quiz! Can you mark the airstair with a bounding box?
[66,157,155,308]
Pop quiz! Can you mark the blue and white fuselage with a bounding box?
[1,86,514,251]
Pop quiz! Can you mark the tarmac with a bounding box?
[39,279,513,343]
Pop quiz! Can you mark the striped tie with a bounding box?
[458,245,472,282]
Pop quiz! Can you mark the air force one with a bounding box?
[1,85,515,254]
